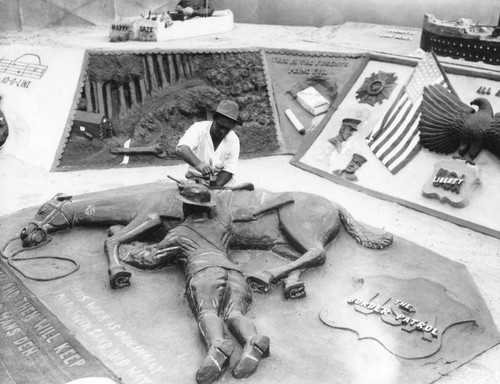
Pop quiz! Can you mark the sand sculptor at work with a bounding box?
[176,99,242,187]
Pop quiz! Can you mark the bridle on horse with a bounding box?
[21,199,74,243]
[1,198,79,281]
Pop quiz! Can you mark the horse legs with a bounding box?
[104,213,163,289]
[247,248,326,299]
[283,269,306,299]
[247,196,339,299]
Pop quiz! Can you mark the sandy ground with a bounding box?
[1,23,500,384]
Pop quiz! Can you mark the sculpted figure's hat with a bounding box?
[351,153,367,164]
[176,184,216,207]
[215,100,243,126]
[342,118,362,130]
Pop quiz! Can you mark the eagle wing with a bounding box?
[418,84,475,154]
[484,117,500,158]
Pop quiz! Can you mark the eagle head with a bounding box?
[470,98,493,116]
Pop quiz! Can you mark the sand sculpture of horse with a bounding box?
[19,182,393,299]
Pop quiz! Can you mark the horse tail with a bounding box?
[337,205,393,249]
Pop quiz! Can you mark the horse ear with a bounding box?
[52,193,72,201]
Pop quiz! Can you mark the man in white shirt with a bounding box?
[176,99,242,187]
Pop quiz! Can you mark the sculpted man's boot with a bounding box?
[232,334,270,379]
[196,339,234,384]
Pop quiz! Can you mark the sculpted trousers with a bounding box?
[187,267,257,348]
[187,267,252,320]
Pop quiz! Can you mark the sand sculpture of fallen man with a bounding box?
[18,180,393,383]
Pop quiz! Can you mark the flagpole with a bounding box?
[430,50,458,97]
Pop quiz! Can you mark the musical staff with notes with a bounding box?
[0,58,47,80]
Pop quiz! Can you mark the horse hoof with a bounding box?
[109,268,131,289]
[247,272,272,294]
[284,281,306,300]
[248,280,270,294]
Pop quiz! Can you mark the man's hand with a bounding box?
[195,161,213,177]
[183,6,194,16]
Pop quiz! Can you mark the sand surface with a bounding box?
[0,23,499,384]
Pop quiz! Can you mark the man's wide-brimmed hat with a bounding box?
[214,100,243,125]
[176,184,216,207]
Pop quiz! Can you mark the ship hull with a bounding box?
[421,15,500,65]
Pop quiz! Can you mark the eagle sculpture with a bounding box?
[418,84,500,162]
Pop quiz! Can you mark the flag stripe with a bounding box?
[378,104,421,163]
[370,87,407,141]
[370,96,412,154]
[384,114,422,167]
[388,136,422,174]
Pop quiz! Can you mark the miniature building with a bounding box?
[72,110,113,139]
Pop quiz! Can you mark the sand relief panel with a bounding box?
[58,49,282,170]
[0,44,86,170]
[0,263,118,384]
[263,50,368,154]
[293,53,500,239]
[0,183,498,383]
[0,44,499,383]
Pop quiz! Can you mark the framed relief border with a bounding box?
[54,48,284,171]
[291,53,500,239]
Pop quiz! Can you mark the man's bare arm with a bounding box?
[176,145,212,176]
[215,170,233,187]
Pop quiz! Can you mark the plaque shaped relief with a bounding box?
[422,158,481,208]
[320,276,475,359]
[264,50,368,153]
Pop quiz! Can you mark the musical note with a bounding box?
[0,57,47,79]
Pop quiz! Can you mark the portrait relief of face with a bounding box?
[345,158,362,173]
[339,125,355,142]
[344,153,367,174]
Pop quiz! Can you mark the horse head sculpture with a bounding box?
[20,193,73,248]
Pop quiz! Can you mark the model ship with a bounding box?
[420,14,500,65]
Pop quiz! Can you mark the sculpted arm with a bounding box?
[122,231,187,270]
[232,193,295,222]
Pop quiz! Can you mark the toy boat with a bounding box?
[420,14,500,65]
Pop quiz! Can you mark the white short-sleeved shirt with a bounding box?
[177,121,240,184]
